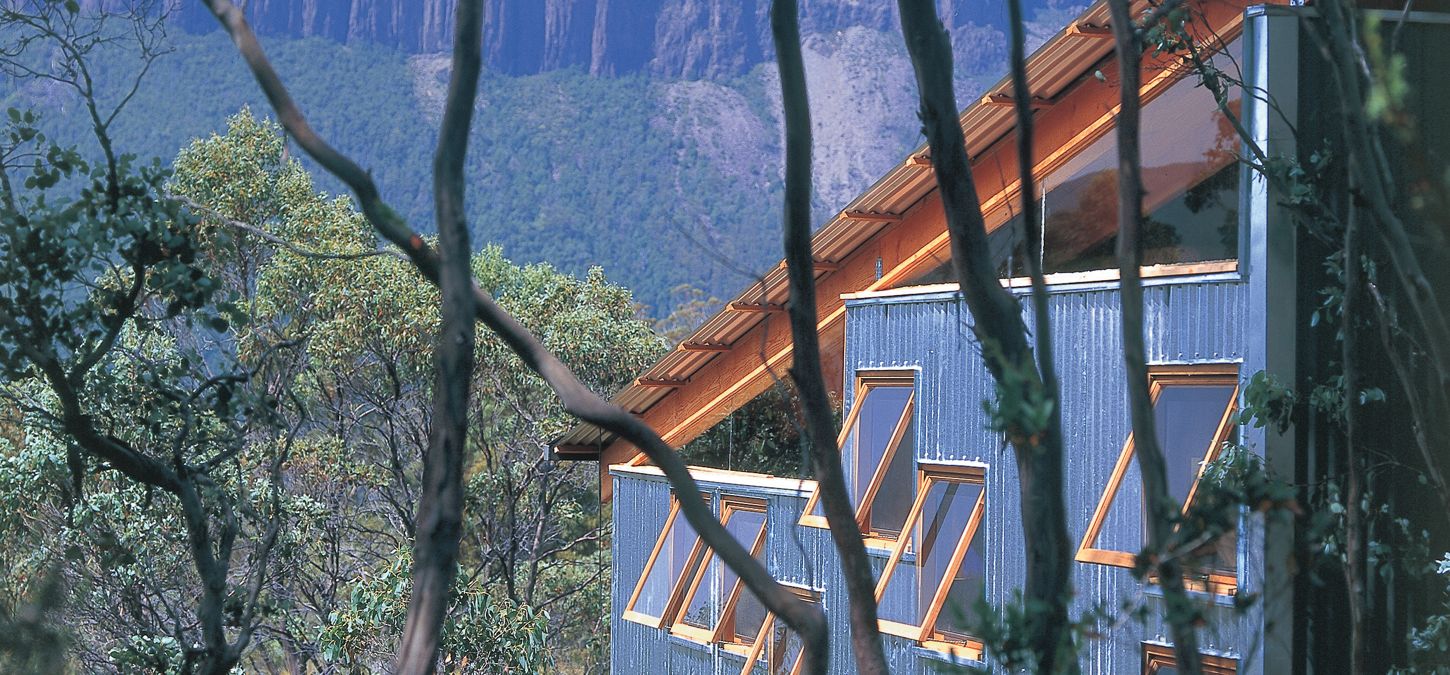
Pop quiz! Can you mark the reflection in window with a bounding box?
[1078,365,1240,592]
[739,587,819,675]
[624,494,706,627]
[673,497,769,644]
[901,37,1243,288]
[875,464,987,655]
[800,373,916,542]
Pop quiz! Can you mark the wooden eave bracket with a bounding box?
[841,210,903,223]
[679,342,732,353]
[637,377,689,388]
[727,302,786,313]
[1067,22,1114,38]
[908,153,932,167]
[981,92,1055,109]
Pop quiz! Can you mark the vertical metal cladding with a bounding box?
[613,277,1260,673]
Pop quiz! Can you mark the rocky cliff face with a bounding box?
[172,0,1047,79]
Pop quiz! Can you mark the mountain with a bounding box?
[163,0,1064,79]
[24,1,1083,316]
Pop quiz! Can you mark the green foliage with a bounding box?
[8,31,788,316]
[163,110,656,671]
[1394,553,1450,672]
[979,339,1055,447]
[319,549,552,673]
[676,384,819,477]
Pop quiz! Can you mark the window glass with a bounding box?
[742,590,817,675]
[935,520,986,640]
[1155,384,1237,504]
[865,416,916,537]
[802,377,916,540]
[878,477,985,630]
[848,385,912,508]
[1078,367,1240,588]
[680,508,766,631]
[632,503,699,619]
[899,38,1243,288]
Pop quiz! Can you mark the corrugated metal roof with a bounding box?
[554,0,1135,453]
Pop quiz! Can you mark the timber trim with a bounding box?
[1076,364,1242,593]
[873,463,988,653]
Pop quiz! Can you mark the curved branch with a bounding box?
[198,0,826,663]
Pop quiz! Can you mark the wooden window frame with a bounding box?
[873,463,987,660]
[1142,643,1238,674]
[799,371,916,548]
[1077,363,1241,593]
[671,496,769,644]
[736,586,820,674]
[621,493,709,628]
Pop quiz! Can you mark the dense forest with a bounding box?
[4,3,1080,315]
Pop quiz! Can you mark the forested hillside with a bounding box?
[10,3,1080,315]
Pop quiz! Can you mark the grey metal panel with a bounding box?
[612,476,676,673]
[614,276,1263,674]
[842,278,1256,673]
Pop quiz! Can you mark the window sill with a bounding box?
[620,610,664,629]
[666,632,712,651]
[1144,580,1240,607]
[864,535,901,556]
[913,642,986,669]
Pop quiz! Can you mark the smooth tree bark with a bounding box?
[1339,183,1367,675]
[393,0,483,672]
[897,0,1076,670]
[1105,2,1206,673]
[200,1,830,671]
[771,1,888,672]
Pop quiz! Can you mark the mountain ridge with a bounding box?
[163,0,1060,79]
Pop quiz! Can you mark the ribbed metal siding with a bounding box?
[844,279,1256,674]
[613,278,1261,673]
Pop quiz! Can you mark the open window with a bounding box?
[622,493,708,627]
[1078,364,1240,592]
[671,496,770,645]
[738,586,820,675]
[874,463,987,659]
[800,372,916,544]
[1143,643,1238,674]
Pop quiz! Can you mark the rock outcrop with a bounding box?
[171,0,1049,79]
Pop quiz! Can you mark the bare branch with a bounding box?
[198,0,826,666]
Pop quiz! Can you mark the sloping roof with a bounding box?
[552,0,1128,455]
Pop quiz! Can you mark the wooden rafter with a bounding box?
[981,92,1055,109]
[726,302,785,313]
[841,210,903,223]
[1067,22,1114,38]
[680,343,732,353]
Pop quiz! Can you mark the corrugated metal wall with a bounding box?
[612,276,1266,674]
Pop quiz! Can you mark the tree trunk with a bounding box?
[772,1,887,672]
[201,1,831,670]
[1106,2,1203,672]
[394,0,483,671]
[897,1,1076,670]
